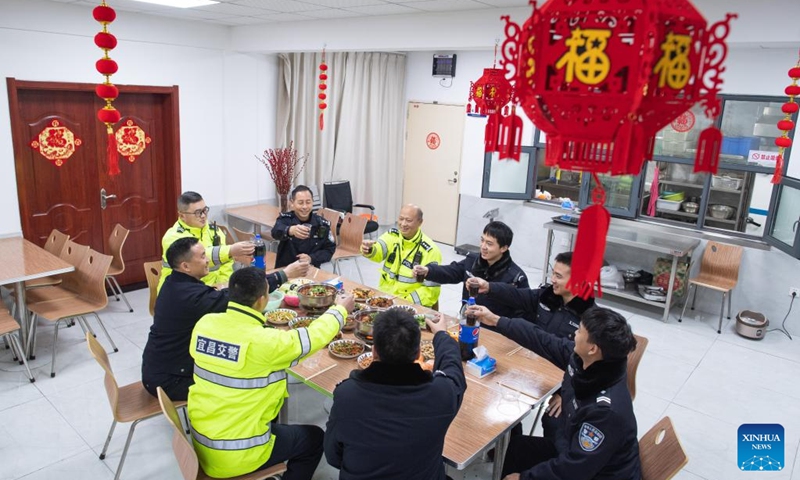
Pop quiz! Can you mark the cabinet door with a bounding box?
[766,179,800,257]
[580,172,643,218]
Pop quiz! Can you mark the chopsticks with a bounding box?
[305,363,337,380]
[506,346,523,357]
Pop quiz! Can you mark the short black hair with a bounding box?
[178,191,203,211]
[580,307,637,361]
[555,251,573,267]
[483,221,514,248]
[166,237,200,269]
[291,185,313,201]
[373,309,420,365]
[228,267,268,308]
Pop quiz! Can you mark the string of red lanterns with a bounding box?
[772,52,800,184]
[93,0,121,176]
[318,47,328,131]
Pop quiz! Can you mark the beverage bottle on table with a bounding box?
[459,297,480,361]
[252,234,266,270]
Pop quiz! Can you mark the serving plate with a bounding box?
[265,308,297,326]
[328,339,367,359]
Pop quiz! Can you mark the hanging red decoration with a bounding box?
[93,0,122,176]
[318,47,328,131]
[772,51,800,184]
[115,119,152,163]
[29,119,83,167]
[500,0,736,299]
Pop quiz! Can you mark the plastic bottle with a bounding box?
[252,234,266,270]
[459,297,480,361]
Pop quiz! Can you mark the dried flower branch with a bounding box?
[256,141,309,195]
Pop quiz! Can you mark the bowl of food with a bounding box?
[354,308,384,338]
[419,340,435,361]
[357,351,373,369]
[265,290,285,311]
[328,339,366,359]
[351,287,374,303]
[681,202,699,214]
[343,315,357,332]
[297,283,338,313]
[367,296,394,308]
[265,308,297,326]
[289,316,316,329]
[708,204,735,220]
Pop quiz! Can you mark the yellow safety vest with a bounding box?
[158,219,233,292]
[188,302,345,478]
[365,228,442,307]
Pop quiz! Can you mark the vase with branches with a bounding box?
[257,142,308,212]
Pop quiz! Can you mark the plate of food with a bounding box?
[265,308,297,326]
[351,287,374,302]
[357,351,373,369]
[328,339,367,359]
[420,340,435,361]
[367,296,394,308]
[289,316,316,329]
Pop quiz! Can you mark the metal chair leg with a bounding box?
[354,258,364,284]
[29,314,38,360]
[106,277,120,302]
[5,334,20,363]
[3,335,9,350]
[114,419,143,480]
[717,292,726,334]
[50,320,60,377]
[110,276,133,313]
[679,284,694,322]
[180,406,190,434]
[99,419,117,460]
[690,283,699,310]
[528,399,548,436]
[727,290,733,319]
[91,313,119,352]
[78,316,97,338]
[8,334,34,382]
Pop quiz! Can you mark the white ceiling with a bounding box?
[45,0,530,26]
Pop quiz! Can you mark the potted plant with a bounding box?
[257,141,308,212]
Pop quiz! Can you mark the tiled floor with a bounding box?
[1,244,798,480]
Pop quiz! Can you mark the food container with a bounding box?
[265,290,284,311]
[661,191,685,201]
[656,198,683,212]
[711,175,742,190]
[366,296,394,308]
[357,351,373,369]
[735,310,768,339]
[289,316,316,329]
[708,204,735,220]
[354,308,384,338]
[297,283,338,312]
[681,202,699,214]
[265,308,297,326]
[328,339,366,359]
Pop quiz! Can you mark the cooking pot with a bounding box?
[735,310,768,340]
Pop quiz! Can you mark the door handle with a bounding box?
[447,178,458,185]
[100,188,117,210]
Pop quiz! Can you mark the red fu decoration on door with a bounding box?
[93,0,122,176]
[500,0,736,299]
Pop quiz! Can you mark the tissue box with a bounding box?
[466,356,497,379]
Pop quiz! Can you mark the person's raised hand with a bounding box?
[413,265,429,278]
[361,240,375,255]
[336,293,355,314]
[290,224,311,240]
[230,241,255,258]
[283,260,309,279]
[296,253,311,264]
[466,277,490,294]
[426,312,447,335]
[466,304,500,327]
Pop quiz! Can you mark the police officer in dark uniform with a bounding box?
[271,185,336,269]
[468,305,641,480]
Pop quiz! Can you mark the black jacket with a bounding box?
[324,331,466,480]
[489,283,594,340]
[425,252,529,322]
[272,211,336,268]
[497,318,641,480]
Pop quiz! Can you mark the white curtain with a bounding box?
[277,51,406,224]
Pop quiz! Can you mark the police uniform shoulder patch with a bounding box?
[279,212,294,218]
[318,216,330,226]
[579,422,605,452]
[596,395,612,405]
[176,225,185,233]
[420,241,433,251]
[389,228,400,235]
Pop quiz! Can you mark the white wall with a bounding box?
[0,0,279,235]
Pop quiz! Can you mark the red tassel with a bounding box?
[771,153,784,184]
[319,113,324,131]
[485,114,499,152]
[694,126,722,174]
[498,107,523,161]
[567,177,610,300]
[107,126,120,176]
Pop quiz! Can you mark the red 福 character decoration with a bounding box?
[501,0,736,299]
[318,47,328,131]
[94,0,122,176]
[772,51,800,184]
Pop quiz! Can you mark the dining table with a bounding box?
[224,204,282,234]
[0,236,74,356]
[274,267,564,480]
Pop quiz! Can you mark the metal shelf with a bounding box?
[656,209,698,219]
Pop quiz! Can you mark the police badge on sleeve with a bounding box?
[579,423,605,452]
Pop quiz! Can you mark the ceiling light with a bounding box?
[129,0,219,8]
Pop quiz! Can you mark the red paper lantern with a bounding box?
[318,47,329,130]
[97,107,121,124]
[95,84,119,100]
[468,68,517,160]
[94,32,117,50]
[93,5,116,23]
[96,58,118,75]
[771,51,800,184]
[93,0,122,176]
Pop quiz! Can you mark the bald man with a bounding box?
[361,205,442,308]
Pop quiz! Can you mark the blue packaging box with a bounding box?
[466,356,497,378]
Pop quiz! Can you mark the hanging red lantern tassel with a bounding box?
[318,47,328,131]
[567,175,611,300]
[772,53,800,184]
[93,0,122,176]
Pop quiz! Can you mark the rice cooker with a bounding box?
[735,310,768,340]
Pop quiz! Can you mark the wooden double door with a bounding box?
[7,79,181,286]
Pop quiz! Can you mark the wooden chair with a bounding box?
[0,308,35,382]
[106,224,133,312]
[24,240,91,304]
[679,241,743,333]
[24,229,69,288]
[640,417,688,480]
[216,224,235,245]
[157,387,287,480]
[87,333,186,480]
[628,334,649,401]
[144,261,162,317]
[27,248,117,377]
[319,208,343,244]
[332,213,367,283]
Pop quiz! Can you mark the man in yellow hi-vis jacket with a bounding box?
[361,204,442,308]
[158,191,254,292]
[188,267,355,479]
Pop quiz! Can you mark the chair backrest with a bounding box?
[339,213,368,252]
[143,261,162,316]
[323,180,354,213]
[320,208,343,244]
[232,226,256,243]
[157,387,200,480]
[86,332,122,420]
[216,224,235,245]
[699,241,743,285]
[308,184,323,212]
[72,249,113,306]
[627,334,649,400]
[44,229,70,257]
[640,417,688,480]
[59,240,92,292]
[108,223,130,273]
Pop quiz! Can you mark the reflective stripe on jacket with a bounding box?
[365,228,442,307]
[188,302,345,478]
[158,219,232,292]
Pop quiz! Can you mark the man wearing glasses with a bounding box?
[159,191,255,291]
